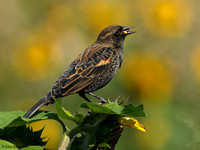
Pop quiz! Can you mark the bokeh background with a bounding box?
[1,0,200,149]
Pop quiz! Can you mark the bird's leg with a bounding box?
[87,92,107,103]
[78,91,91,102]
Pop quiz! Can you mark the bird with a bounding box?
[23,25,135,118]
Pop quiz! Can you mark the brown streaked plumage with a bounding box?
[24,25,135,118]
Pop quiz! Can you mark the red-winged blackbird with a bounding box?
[24,25,135,118]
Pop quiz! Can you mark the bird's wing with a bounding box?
[60,46,114,96]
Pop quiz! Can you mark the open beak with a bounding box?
[122,26,136,35]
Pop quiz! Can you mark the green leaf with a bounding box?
[98,142,111,148]
[21,146,43,150]
[0,110,67,149]
[55,98,84,125]
[0,125,47,148]
[103,103,123,113]
[0,111,25,129]
[121,104,146,117]
[0,110,60,129]
[80,102,117,114]
[0,140,18,150]
[81,102,146,117]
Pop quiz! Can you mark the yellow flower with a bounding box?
[12,30,64,81]
[139,0,193,37]
[27,119,63,149]
[13,41,53,81]
[26,46,49,70]
[118,117,147,132]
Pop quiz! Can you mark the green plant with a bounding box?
[0,98,147,150]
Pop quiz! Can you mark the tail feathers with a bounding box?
[23,95,53,118]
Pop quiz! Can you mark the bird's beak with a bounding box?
[122,26,136,35]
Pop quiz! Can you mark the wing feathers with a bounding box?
[60,46,113,96]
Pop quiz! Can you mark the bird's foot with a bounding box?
[87,92,107,104]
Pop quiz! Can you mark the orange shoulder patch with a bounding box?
[96,56,111,66]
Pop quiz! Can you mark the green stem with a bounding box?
[67,125,82,139]
[58,131,70,150]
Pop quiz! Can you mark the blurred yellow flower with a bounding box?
[13,41,52,80]
[12,3,79,81]
[79,0,131,32]
[139,0,193,37]
[26,46,48,70]
[12,32,63,81]
[191,44,200,82]
[27,119,63,149]
[121,52,172,102]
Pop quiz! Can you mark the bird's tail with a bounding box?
[23,93,54,118]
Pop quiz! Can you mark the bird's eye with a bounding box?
[115,30,122,36]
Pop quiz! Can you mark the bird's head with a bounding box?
[96,25,135,47]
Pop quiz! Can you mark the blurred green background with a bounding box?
[1,0,200,149]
